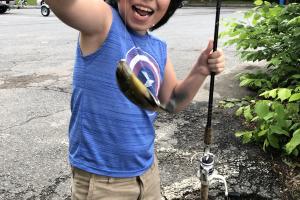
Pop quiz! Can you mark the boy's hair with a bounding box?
[105,0,184,31]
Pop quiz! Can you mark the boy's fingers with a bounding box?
[208,56,224,64]
[208,64,224,74]
[203,40,214,54]
[209,49,223,58]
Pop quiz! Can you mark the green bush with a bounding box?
[221,0,300,156]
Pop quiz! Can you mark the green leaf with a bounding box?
[254,79,262,87]
[224,102,235,108]
[264,1,271,6]
[285,129,300,154]
[263,138,269,151]
[251,116,259,122]
[290,123,300,131]
[289,93,300,102]
[258,129,268,137]
[277,88,292,102]
[286,103,299,114]
[285,120,292,129]
[268,89,278,98]
[255,101,269,118]
[292,148,299,157]
[287,16,300,26]
[243,105,254,121]
[235,131,253,143]
[270,125,290,136]
[272,102,287,128]
[270,58,281,66]
[244,11,253,19]
[268,134,280,149]
[235,107,244,116]
[235,131,247,137]
[240,79,252,87]
[263,112,274,121]
[252,13,261,25]
[242,132,253,144]
[254,0,263,6]
[291,74,300,79]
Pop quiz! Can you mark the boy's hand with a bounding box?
[196,40,225,76]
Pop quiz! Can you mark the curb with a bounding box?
[185,3,254,8]
[10,5,39,9]
[9,3,254,9]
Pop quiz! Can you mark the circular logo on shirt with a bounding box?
[125,47,161,97]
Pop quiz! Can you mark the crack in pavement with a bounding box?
[0,109,68,132]
[37,174,71,200]
[0,174,71,200]
[0,74,60,90]
[27,86,72,94]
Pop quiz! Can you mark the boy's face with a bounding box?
[118,0,170,34]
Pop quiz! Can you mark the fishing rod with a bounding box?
[197,1,242,199]
[183,2,244,200]
[198,0,228,199]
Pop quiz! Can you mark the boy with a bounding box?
[45,0,225,199]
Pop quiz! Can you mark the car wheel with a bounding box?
[0,5,8,14]
[41,5,50,16]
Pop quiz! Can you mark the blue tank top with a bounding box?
[68,7,167,177]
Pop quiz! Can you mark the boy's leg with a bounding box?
[71,167,91,200]
[138,157,162,200]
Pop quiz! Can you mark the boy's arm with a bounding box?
[45,0,111,35]
[159,41,224,113]
[158,56,208,113]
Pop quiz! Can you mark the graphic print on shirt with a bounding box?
[125,47,161,97]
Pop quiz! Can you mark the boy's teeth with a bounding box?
[133,5,153,17]
[135,5,152,12]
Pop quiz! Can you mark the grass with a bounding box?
[16,0,37,6]
[27,0,36,5]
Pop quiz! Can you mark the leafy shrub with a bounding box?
[221,1,300,156]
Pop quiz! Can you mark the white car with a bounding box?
[36,0,50,16]
[36,0,44,5]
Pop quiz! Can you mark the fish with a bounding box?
[116,59,168,112]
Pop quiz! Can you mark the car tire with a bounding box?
[0,5,8,14]
[41,5,50,16]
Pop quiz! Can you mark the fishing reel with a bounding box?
[197,153,229,198]
[191,152,241,200]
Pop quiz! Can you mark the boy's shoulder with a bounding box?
[148,33,167,46]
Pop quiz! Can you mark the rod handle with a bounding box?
[201,184,209,200]
[204,127,213,145]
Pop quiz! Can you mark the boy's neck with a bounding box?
[126,25,149,36]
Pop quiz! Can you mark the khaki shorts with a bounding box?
[71,159,161,200]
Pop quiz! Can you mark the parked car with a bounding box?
[37,0,50,16]
[0,0,15,14]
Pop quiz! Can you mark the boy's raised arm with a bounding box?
[45,0,111,35]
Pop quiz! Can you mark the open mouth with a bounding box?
[132,5,154,17]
